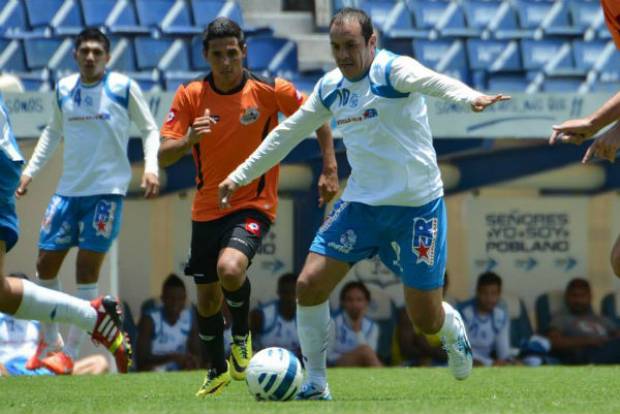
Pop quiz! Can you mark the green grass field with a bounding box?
[2,367,620,414]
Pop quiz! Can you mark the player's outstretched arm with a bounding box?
[550,91,620,145]
[470,94,511,112]
[315,123,339,207]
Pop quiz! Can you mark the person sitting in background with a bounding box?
[137,274,200,371]
[327,281,381,367]
[250,273,299,355]
[0,273,108,376]
[458,272,513,366]
[548,278,620,364]
[394,273,452,366]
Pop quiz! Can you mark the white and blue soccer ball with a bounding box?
[246,347,303,401]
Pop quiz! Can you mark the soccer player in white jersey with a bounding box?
[218,8,510,399]
[15,28,160,375]
[0,92,131,374]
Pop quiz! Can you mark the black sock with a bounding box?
[197,311,227,374]
[222,277,251,338]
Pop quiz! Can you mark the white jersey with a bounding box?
[148,306,193,372]
[0,93,23,162]
[0,313,39,364]
[256,301,299,352]
[23,72,159,196]
[458,299,511,366]
[229,49,482,207]
[327,311,378,363]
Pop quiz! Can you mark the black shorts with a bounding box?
[185,209,272,284]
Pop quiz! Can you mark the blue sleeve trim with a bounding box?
[370,55,410,99]
[103,73,130,109]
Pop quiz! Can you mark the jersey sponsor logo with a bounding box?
[412,217,437,266]
[328,229,357,254]
[240,107,260,125]
[245,218,261,236]
[165,109,177,125]
[335,108,379,126]
[334,88,351,107]
[93,199,117,238]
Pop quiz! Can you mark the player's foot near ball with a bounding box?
[196,363,231,398]
[296,382,332,401]
[90,295,132,373]
[230,333,252,380]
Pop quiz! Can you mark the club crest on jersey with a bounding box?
[245,218,261,236]
[412,217,437,266]
[93,200,116,238]
[240,107,260,125]
[165,109,177,125]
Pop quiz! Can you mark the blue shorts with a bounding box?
[39,194,124,253]
[1,356,53,376]
[0,150,22,252]
[310,198,447,291]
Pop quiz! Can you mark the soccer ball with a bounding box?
[246,347,303,401]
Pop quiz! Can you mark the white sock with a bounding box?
[37,276,62,346]
[65,283,98,359]
[297,301,330,389]
[14,279,98,334]
[438,301,461,343]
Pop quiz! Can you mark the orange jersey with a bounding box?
[603,0,620,49]
[161,70,304,222]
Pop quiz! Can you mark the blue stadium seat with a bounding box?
[485,1,532,39]
[601,292,620,326]
[413,39,469,82]
[572,40,608,73]
[246,36,298,77]
[0,39,27,72]
[134,37,190,71]
[23,37,63,70]
[0,0,30,38]
[462,0,500,33]
[501,293,533,349]
[48,38,78,79]
[80,0,150,35]
[590,81,620,93]
[192,0,245,30]
[408,0,478,38]
[569,0,603,31]
[189,35,210,71]
[163,71,203,91]
[381,1,430,39]
[135,0,201,35]
[358,0,396,31]
[466,39,521,72]
[382,37,414,57]
[514,0,553,31]
[535,290,565,334]
[289,69,324,94]
[541,1,582,37]
[520,39,567,71]
[130,71,161,92]
[108,37,138,72]
[486,74,528,92]
[598,49,620,83]
[19,71,52,91]
[24,0,84,36]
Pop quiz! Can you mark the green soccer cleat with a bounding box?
[196,364,231,398]
[229,333,252,380]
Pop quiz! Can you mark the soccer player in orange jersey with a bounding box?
[549,0,620,278]
[158,17,338,397]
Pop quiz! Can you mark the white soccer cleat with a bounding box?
[442,312,473,381]
[296,382,332,401]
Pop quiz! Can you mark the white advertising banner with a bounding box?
[4,92,613,139]
[463,196,589,308]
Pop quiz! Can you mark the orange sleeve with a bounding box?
[160,84,194,140]
[274,78,306,117]
[603,0,620,49]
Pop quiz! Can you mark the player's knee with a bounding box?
[296,274,325,303]
[216,258,245,287]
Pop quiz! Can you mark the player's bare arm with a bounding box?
[471,94,511,112]
[550,91,620,145]
[141,172,160,199]
[158,108,217,167]
[582,121,620,163]
[315,123,339,207]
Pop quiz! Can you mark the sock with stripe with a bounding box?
[197,311,227,374]
[222,277,251,338]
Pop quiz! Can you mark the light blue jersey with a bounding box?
[148,306,193,372]
[327,311,379,365]
[0,94,23,251]
[255,301,299,353]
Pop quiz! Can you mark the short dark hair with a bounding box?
[329,7,373,43]
[278,272,297,290]
[566,277,590,292]
[476,271,502,290]
[163,273,185,291]
[340,281,371,303]
[203,17,245,51]
[75,27,110,53]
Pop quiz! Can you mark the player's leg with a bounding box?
[611,233,620,277]
[379,197,472,380]
[216,211,271,380]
